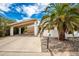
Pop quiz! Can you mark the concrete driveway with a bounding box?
[0,35,41,52]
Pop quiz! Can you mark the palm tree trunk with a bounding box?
[58,30,65,41]
[47,33,50,49]
[47,36,49,49]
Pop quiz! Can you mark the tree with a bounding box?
[0,16,16,37]
[38,3,79,41]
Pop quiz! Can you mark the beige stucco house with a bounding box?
[8,19,40,36]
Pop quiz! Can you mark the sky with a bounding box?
[0,3,49,22]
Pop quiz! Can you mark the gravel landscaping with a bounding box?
[41,37,79,56]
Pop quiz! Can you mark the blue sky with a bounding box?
[0,3,49,22]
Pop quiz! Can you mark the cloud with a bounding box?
[22,5,38,17]
[0,3,12,12]
[16,17,31,22]
[16,7,22,12]
[21,3,49,18]
[0,3,12,17]
[0,11,5,14]
[22,17,31,20]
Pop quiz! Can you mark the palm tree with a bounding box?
[38,3,79,41]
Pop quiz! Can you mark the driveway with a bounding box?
[0,35,41,52]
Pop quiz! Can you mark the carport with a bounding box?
[8,19,39,36]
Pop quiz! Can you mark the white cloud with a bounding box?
[0,3,12,17]
[16,17,31,22]
[22,3,49,18]
[22,5,38,17]
[0,3,12,12]
[16,7,22,12]
[0,11,5,14]
[22,17,31,20]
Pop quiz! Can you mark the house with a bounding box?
[8,19,40,36]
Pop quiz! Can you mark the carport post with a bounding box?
[34,21,38,36]
[19,27,21,35]
[10,26,14,36]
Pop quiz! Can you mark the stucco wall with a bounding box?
[42,28,58,37]
[42,28,79,37]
